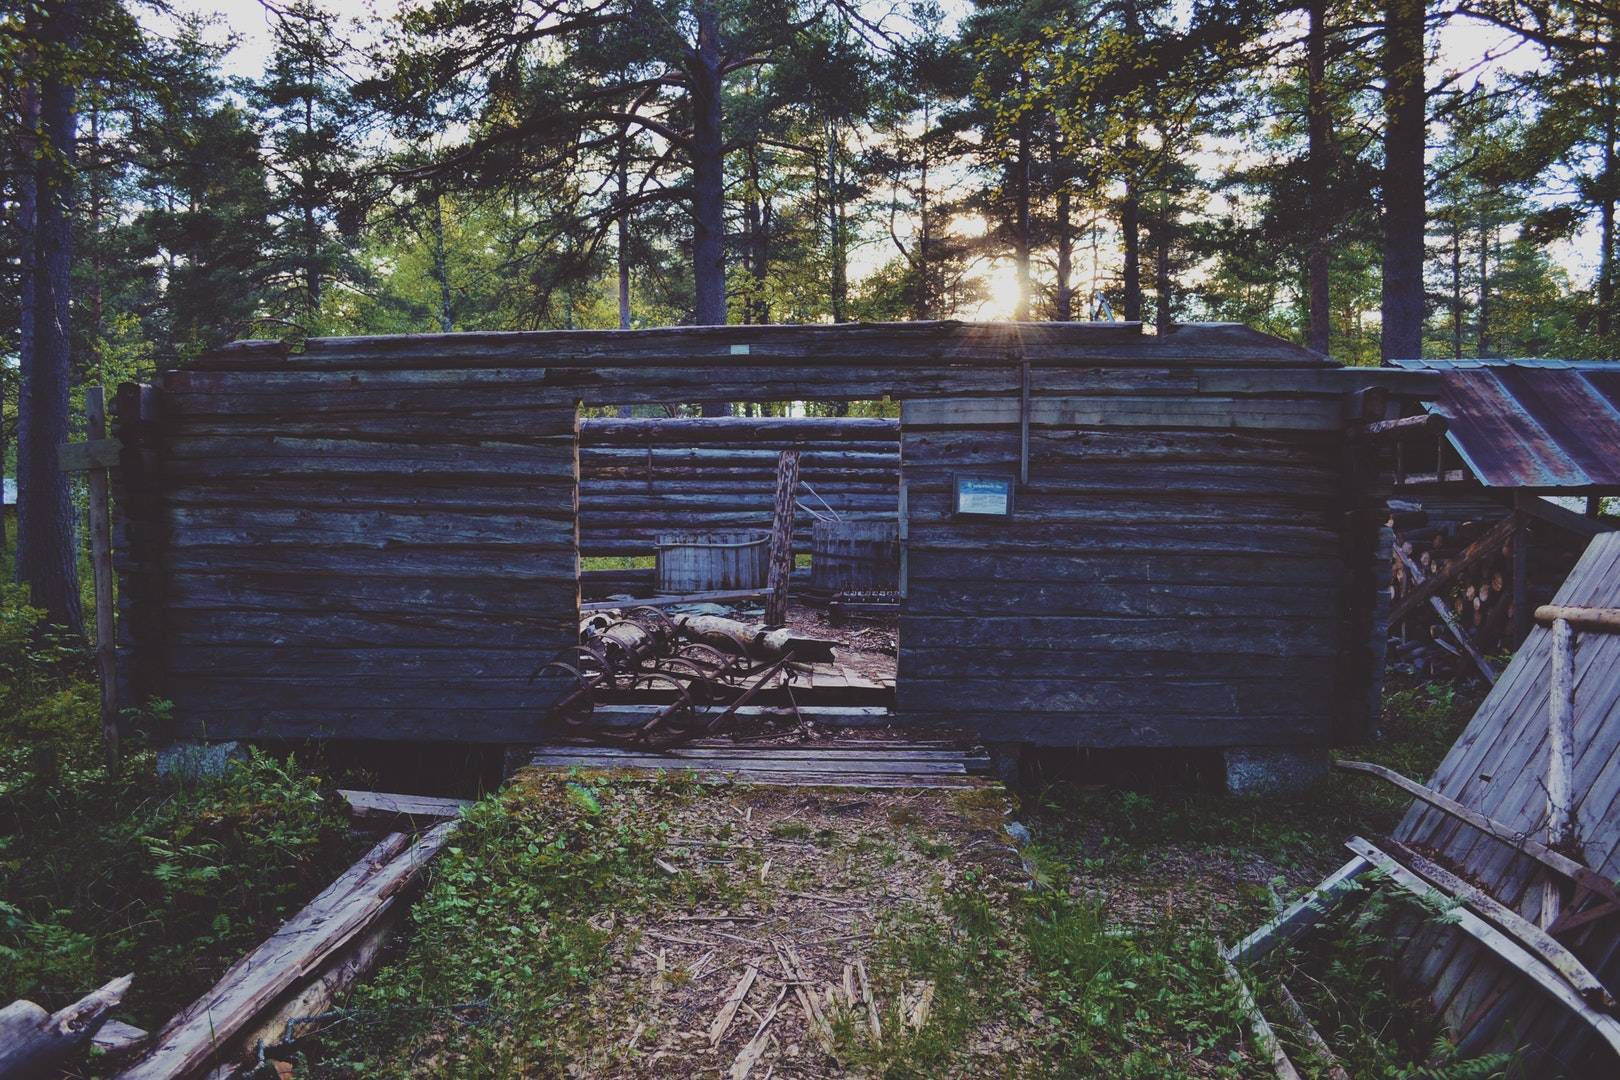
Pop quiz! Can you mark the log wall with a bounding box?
[895,389,1387,747]
[113,321,1432,745]
[117,364,581,742]
[577,417,899,557]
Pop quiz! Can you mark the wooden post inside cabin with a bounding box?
[765,450,801,625]
[1511,513,1530,646]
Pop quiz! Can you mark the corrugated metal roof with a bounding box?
[1390,359,1620,489]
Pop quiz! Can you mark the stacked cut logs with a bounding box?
[578,417,900,558]
[1387,510,1584,677]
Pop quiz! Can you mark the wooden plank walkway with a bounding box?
[1390,532,1620,1072]
[526,737,992,789]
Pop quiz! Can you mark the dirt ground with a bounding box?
[525,776,1035,1079]
[782,601,898,684]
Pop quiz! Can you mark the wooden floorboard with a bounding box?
[526,739,993,789]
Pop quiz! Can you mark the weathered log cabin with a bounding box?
[110,321,1428,766]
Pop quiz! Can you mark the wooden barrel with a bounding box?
[654,531,770,593]
[811,520,900,593]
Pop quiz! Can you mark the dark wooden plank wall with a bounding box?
[113,321,1432,745]
[122,363,581,743]
[577,417,899,557]
[895,388,1379,747]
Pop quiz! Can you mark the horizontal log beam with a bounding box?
[1534,605,1620,633]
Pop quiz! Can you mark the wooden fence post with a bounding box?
[57,385,121,769]
[1543,615,1576,928]
[765,450,800,626]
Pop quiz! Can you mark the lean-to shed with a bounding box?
[1381,359,1619,671]
[109,321,1422,753]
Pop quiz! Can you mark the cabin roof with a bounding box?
[1391,358,1620,490]
[190,321,1335,371]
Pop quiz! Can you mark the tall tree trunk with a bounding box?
[1380,0,1426,363]
[1305,0,1332,355]
[691,2,726,327]
[1013,115,1032,321]
[1055,183,1073,321]
[431,194,453,332]
[617,142,631,331]
[743,146,771,325]
[1154,193,1172,333]
[16,2,85,636]
[1121,0,1144,323]
[917,102,932,321]
[1478,216,1491,356]
[1122,182,1142,321]
[826,118,847,322]
[304,76,320,314]
[1600,109,1615,339]
[86,103,103,379]
[692,0,728,416]
[1450,215,1463,358]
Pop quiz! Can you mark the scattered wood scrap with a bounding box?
[708,966,758,1047]
[0,974,133,1078]
[728,986,788,1080]
[337,789,471,829]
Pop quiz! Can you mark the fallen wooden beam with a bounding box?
[337,789,472,828]
[1223,857,1370,966]
[1534,605,1620,633]
[235,905,403,1057]
[116,824,455,1079]
[1332,760,1620,911]
[1371,837,1614,1011]
[1219,954,1302,1080]
[1273,982,1349,1080]
[0,974,133,1078]
[1348,837,1620,1060]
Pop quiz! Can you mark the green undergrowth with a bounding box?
[309,773,695,1075]
[0,583,359,1031]
[848,866,1261,1078]
[1028,679,1483,886]
[1018,678,1507,1079]
[1254,874,1516,1079]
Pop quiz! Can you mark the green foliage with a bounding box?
[0,583,357,1029]
[1257,878,1515,1078]
[313,774,687,1075]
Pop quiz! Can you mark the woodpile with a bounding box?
[1387,506,1590,679]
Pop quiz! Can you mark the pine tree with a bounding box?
[253,0,367,328]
